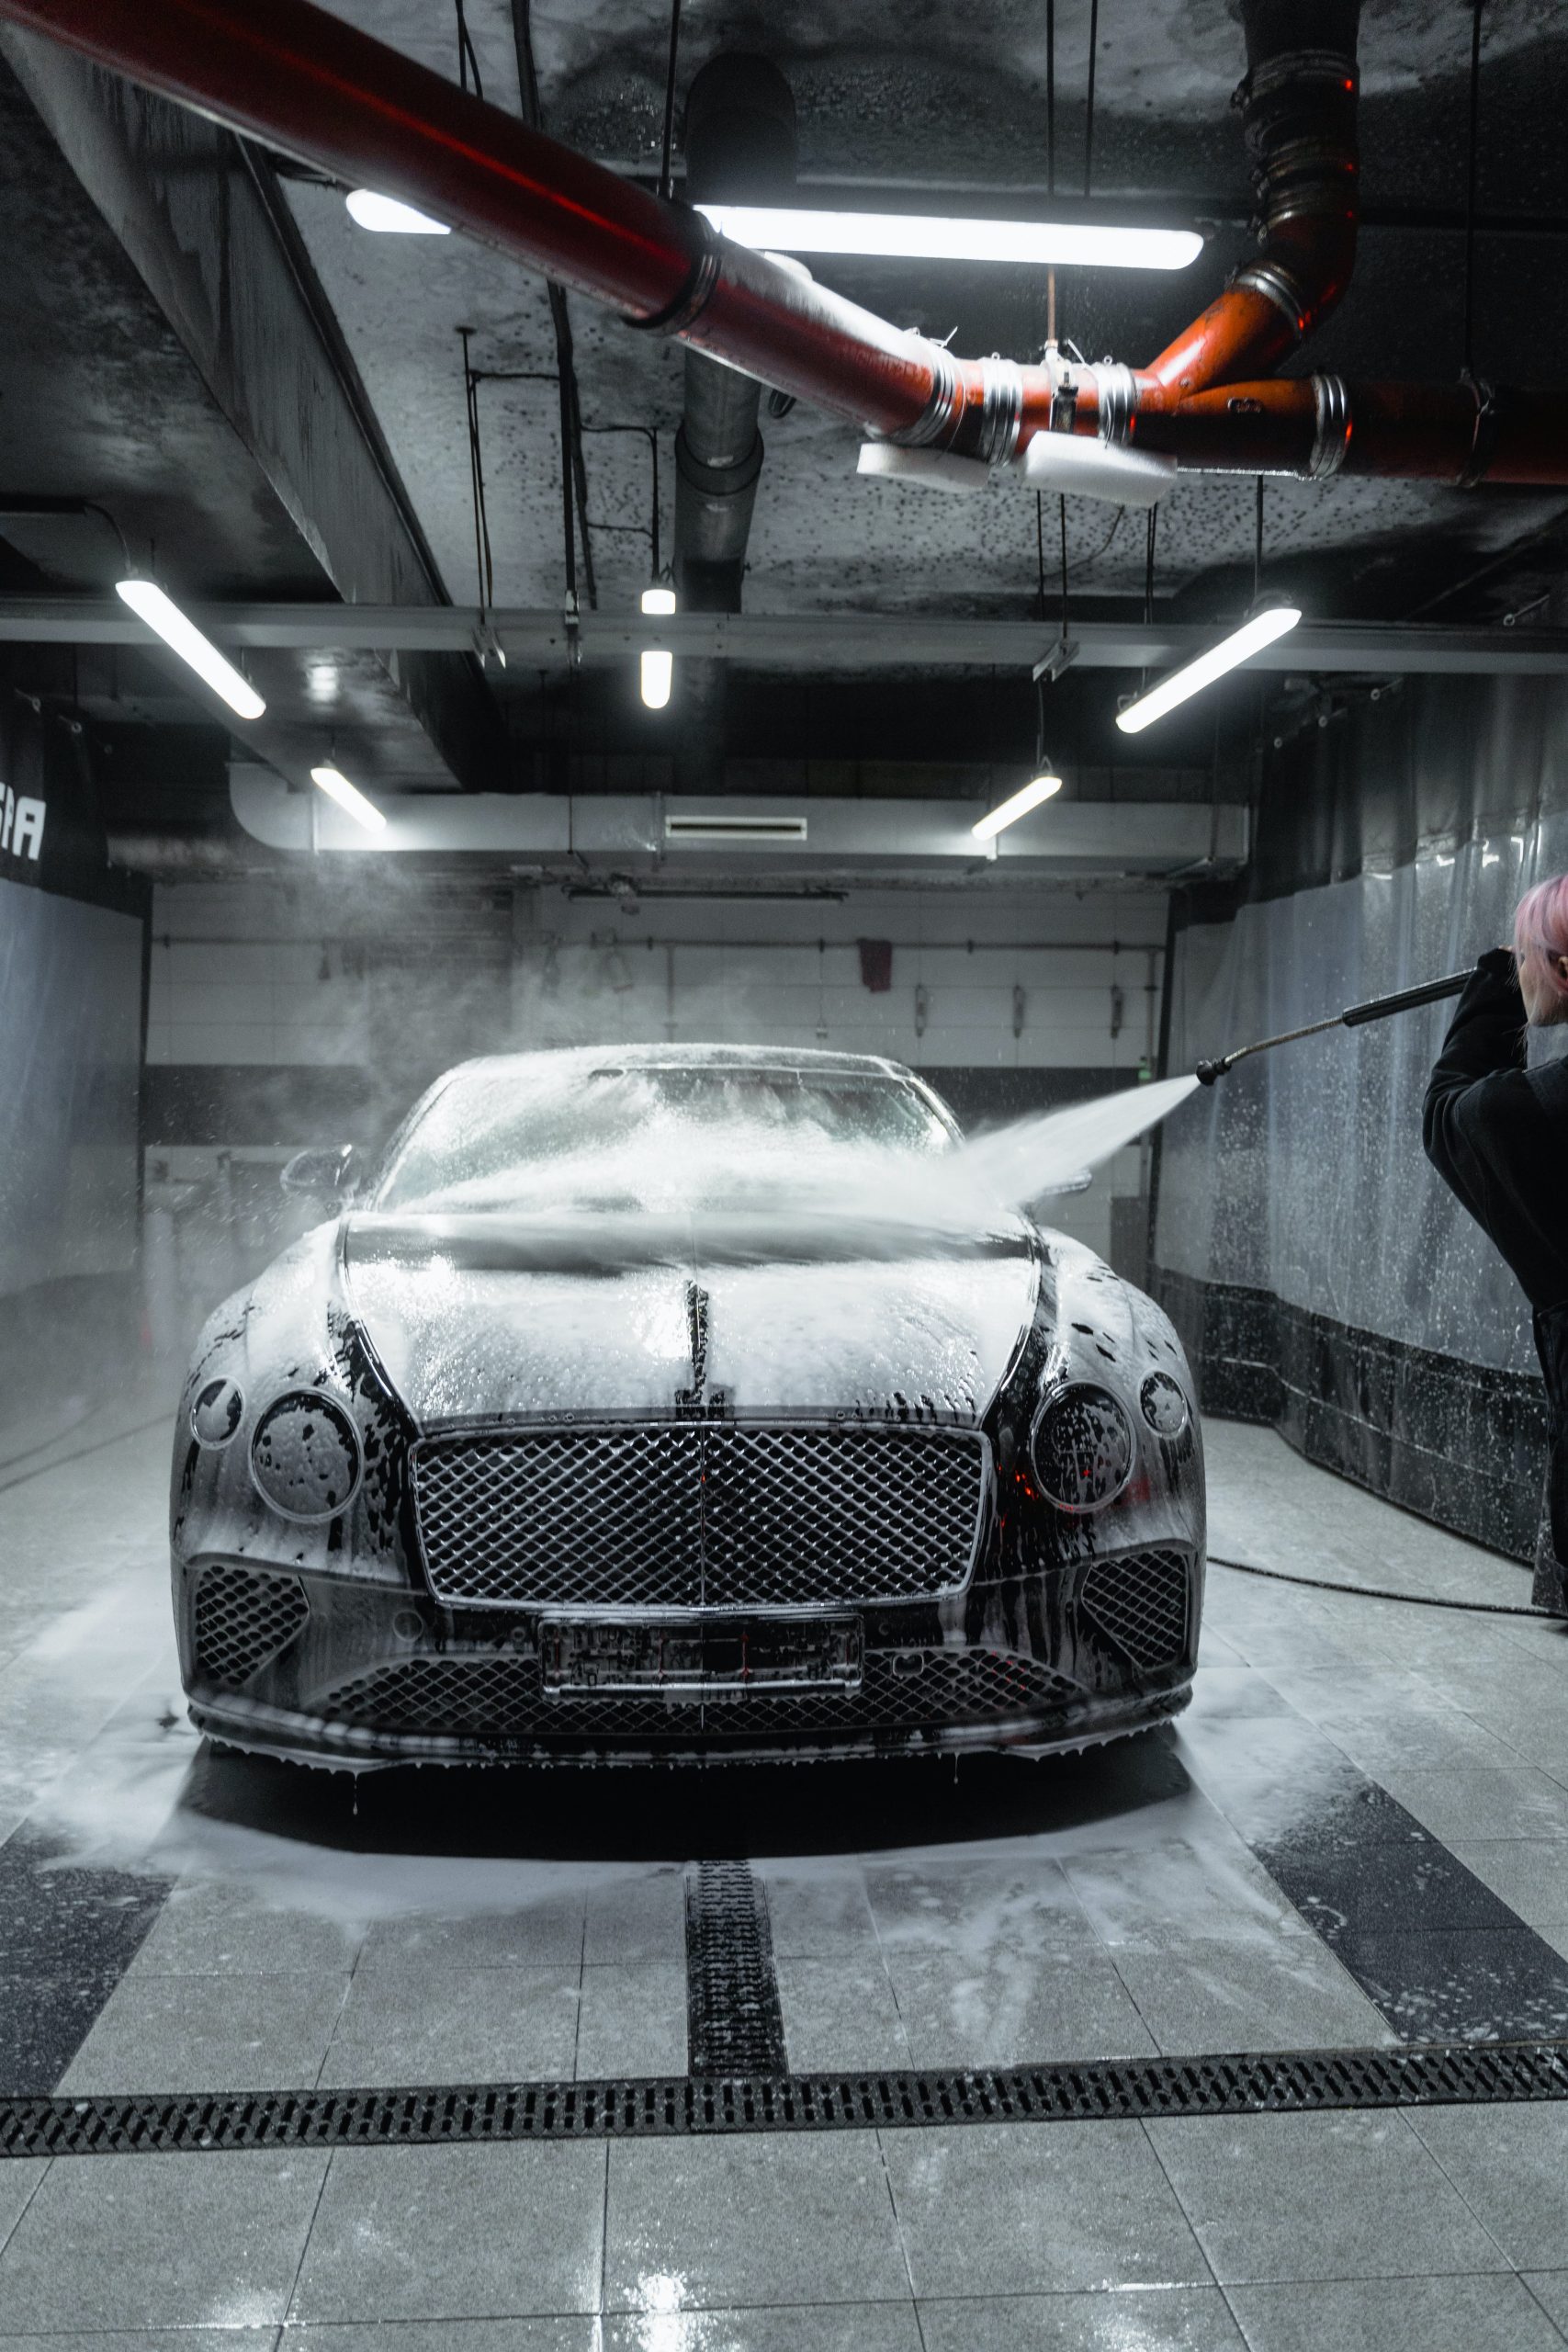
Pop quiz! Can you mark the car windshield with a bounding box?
[375,1062,956,1216]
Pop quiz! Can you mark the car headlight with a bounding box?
[250,1389,362,1521]
[1031,1383,1134,1511]
[1139,1370,1190,1438]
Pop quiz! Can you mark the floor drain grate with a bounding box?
[684,1860,787,2076]
[6,2041,1568,2157]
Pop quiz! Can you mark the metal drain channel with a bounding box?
[8,2041,1568,2158]
[684,1860,787,2076]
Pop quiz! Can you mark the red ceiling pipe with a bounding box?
[1132,377,1568,488]
[7,0,1567,487]
[1135,11,1359,410]
[0,0,992,443]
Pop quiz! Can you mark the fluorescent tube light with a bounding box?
[640,585,676,711]
[697,205,1202,271]
[310,764,388,832]
[1115,605,1302,734]
[972,771,1064,841]
[345,188,451,234]
[115,578,265,719]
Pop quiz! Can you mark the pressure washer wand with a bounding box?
[1194,967,1472,1085]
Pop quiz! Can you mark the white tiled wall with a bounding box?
[145,877,1170,1274]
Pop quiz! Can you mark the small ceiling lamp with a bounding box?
[639,585,676,710]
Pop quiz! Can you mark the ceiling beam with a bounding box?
[0,28,505,788]
[6,601,1568,677]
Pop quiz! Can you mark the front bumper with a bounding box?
[175,1545,1201,1769]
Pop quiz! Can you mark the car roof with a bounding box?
[438,1044,921,1082]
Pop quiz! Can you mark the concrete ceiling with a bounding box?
[279,0,1568,638]
[5,0,1568,816]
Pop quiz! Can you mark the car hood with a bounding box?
[341,1208,1040,1424]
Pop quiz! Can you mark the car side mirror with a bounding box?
[280,1144,357,1202]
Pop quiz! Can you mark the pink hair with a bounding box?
[1514,874,1568,1008]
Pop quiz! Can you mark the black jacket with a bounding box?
[1422,949,1568,1315]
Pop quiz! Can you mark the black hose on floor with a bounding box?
[1209,1552,1563,1621]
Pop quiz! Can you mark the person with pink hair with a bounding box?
[1424,874,1568,1594]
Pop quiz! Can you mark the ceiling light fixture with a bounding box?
[345,188,451,235]
[310,764,388,832]
[972,770,1064,841]
[640,585,675,710]
[114,578,265,720]
[696,205,1202,272]
[1115,605,1302,734]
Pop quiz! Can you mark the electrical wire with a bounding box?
[1084,0,1100,198]
[458,328,495,610]
[508,0,597,610]
[659,0,682,203]
[1210,1553,1562,1620]
[454,0,484,99]
[1462,0,1484,380]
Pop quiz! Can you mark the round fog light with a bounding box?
[191,1376,244,1448]
[1031,1383,1134,1512]
[1139,1370,1190,1438]
[250,1389,362,1521]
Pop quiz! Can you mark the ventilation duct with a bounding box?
[671,54,795,790]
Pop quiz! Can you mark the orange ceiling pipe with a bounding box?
[3,0,1565,485]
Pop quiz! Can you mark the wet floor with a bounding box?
[5,1405,1568,2345]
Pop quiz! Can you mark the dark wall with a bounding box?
[1154,671,1568,1568]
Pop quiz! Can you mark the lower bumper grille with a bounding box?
[412,1421,989,1612]
[193,1566,310,1687]
[1078,1548,1190,1673]
[317,1647,1074,1743]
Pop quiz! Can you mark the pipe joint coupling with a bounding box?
[972,356,1024,466]
[624,226,722,337]
[1233,258,1307,335]
[1094,363,1138,447]
[889,341,963,448]
[1309,374,1352,477]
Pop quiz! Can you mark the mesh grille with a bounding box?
[193,1566,309,1687]
[317,1647,1073,1744]
[1078,1549,1190,1672]
[412,1423,987,1611]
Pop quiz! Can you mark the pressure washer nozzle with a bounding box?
[1195,1058,1224,1086]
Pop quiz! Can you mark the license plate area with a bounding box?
[538,1617,863,1699]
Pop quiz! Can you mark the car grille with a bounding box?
[1077,1548,1190,1673]
[193,1565,310,1687]
[411,1423,988,1612]
[317,1648,1073,1743]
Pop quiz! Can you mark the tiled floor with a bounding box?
[6,1408,1568,2341]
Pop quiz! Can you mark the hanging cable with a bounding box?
[507,0,597,610]
[454,0,483,99]
[1044,0,1056,344]
[659,0,682,202]
[458,327,494,612]
[1144,503,1157,627]
[1462,0,1484,379]
[1084,0,1100,198]
[581,423,663,578]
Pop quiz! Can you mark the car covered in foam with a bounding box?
[171,1045,1204,1767]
